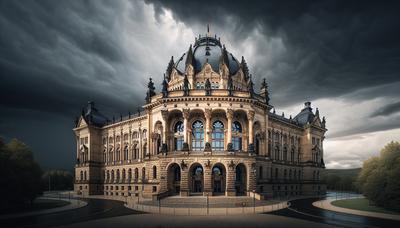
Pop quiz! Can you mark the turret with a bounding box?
[162,74,168,98]
[145,77,156,104]
[260,78,270,105]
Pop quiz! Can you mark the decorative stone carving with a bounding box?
[183,108,190,119]
[247,110,255,121]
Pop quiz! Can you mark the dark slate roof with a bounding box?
[175,36,240,75]
[269,111,302,127]
[83,102,109,127]
[293,102,315,126]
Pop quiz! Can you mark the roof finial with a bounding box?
[207,23,210,36]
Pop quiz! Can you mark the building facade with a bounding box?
[74,31,327,199]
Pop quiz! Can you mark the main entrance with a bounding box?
[235,163,247,196]
[190,164,204,195]
[212,164,226,195]
[167,163,181,194]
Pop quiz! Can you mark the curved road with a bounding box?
[269,197,400,228]
[1,196,399,228]
[0,198,142,228]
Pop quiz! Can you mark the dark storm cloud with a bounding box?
[148,0,400,106]
[0,0,140,118]
[370,101,400,117]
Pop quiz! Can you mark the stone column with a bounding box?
[203,161,212,196]
[248,163,257,194]
[180,163,189,196]
[204,108,212,144]
[138,125,142,161]
[227,109,233,144]
[183,108,190,144]
[161,110,169,144]
[226,161,236,196]
[147,110,152,157]
[247,110,255,150]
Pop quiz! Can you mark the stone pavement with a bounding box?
[57,213,336,228]
[313,198,400,221]
[0,196,87,219]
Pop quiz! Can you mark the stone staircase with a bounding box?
[140,196,277,208]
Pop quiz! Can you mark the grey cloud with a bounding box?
[147,0,400,107]
[370,101,400,117]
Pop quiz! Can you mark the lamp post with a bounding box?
[206,193,209,215]
[253,190,256,214]
[252,168,256,214]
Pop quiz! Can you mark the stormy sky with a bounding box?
[1,0,399,170]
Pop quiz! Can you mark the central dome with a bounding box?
[175,35,240,75]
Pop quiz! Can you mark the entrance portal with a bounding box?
[235,163,247,195]
[167,163,181,194]
[212,164,226,195]
[190,164,204,194]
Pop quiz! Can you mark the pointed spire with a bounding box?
[162,73,168,98]
[247,74,254,97]
[220,44,230,70]
[282,112,285,117]
[207,23,210,36]
[315,108,320,117]
[185,45,194,67]
[241,56,250,80]
[273,108,276,114]
[165,56,174,81]
[322,116,326,128]
[290,115,292,120]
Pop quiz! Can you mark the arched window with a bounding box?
[108,148,113,162]
[142,129,147,139]
[191,120,204,151]
[283,147,287,161]
[116,169,120,182]
[290,149,295,162]
[116,147,120,161]
[122,169,126,181]
[259,166,263,179]
[124,146,129,160]
[153,166,157,179]
[84,171,87,180]
[80,171,83,180]
[134,168,138,180]
[174,121,184,151]
[128,169,132,181]
[143,143,147,155]
[212,120,224,151]
[232,121,242,151]
[106,170,110,181]
[142,167,146,180]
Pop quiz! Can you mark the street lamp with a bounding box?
[206,193,209,215]
[252,190,256,214]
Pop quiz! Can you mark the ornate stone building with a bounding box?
[74,31,327,199]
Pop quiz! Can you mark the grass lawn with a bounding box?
[0,198,70,214]
[332,198,400,215]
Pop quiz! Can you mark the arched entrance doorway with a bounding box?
[189,164,204,195]
[212,164,226,195]
[235,163,247,196]
[167,163,181,194]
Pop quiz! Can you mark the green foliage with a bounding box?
[0,138,43,210]
[42,170,73,190]
[323,168,360,191]
[357,141,400,211]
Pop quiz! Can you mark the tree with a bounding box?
[0,138,43,210]
[357,141,400,211]
[42,170,73,191]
